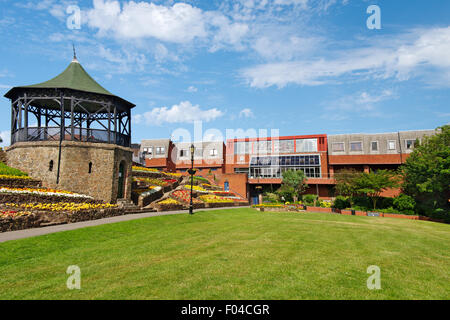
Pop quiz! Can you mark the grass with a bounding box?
[0,208,449,300]
[0,162,28,177]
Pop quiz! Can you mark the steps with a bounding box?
[117,199,155,214]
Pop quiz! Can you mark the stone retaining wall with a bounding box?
[0,208,125,232]
[0,178,42,188]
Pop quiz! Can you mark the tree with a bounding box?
[355,170,400,210]
[280,169,308,202]
[402,125,450,217]
[334,168,361,208]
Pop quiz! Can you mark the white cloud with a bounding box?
[186,86,198,93]
[133,101,223,125]
[243,27,450,88]
[321,89,396,120]
[239,108,254,118]
[0,131,11,148]
[85,0,249,51]
[252,35,321,61]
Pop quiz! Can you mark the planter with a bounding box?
[306,206,333,213]
[383,213,419,220]
[340,209,353,215]
[367,212,382,217]
[354,211,367,216]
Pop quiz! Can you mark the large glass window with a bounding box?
[234,141,250,155]
[296,139,318,152]
[273,139,294,153]
[249,155,321,179]
[256,140,272,154]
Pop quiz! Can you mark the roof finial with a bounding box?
[72,43,79,63]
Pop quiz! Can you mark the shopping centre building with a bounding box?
[136,129,436,204]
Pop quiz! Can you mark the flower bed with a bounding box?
[212,191,235,196]
[4,202,117,212]
[132,166,159,173]
[171,190,203,204]
[200,194,233,203]
[0,187,93,199]
[184,185,208,193]
[133,177,168,187]
[0,192,100,205]
[154,198,185,211]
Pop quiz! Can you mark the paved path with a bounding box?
[0,206,250,243]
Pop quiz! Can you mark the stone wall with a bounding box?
[6,141,132,203]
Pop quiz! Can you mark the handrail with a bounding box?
[11,127,130,147]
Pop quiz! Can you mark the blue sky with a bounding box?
[0,0,449,146]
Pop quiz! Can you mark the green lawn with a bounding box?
[0,208,449,299]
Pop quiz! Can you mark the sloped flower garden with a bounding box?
[0,162,123,232]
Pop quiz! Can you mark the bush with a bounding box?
[332,196,351,209]
[393,194,416,212]
[380,197,394,209]
[352,196,372,211]
[263,192,279,203]
[377,207,415,215]
[302,194,318,206]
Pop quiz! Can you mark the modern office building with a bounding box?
[137,129,437,203]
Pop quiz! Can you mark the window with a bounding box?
[273,139,294,153]
[180,149,187,157]
[296,139,318,152]
[234,168,249,174]
[405,139,415,150]
[156,147,165,155]
[210,149,218,157]
[256,140,272,153]
[371,141,378,151]
[49,160,54,172]
[249,155,321,178]
[234,141,250,155]
[350,141,362,152]
[388,140,396,150]
[332,142,345,152]
[88,162,92,174]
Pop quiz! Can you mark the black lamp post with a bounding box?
[187,144,195,215]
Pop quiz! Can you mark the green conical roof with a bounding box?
[23,58,113,96]
[4,58,135,109]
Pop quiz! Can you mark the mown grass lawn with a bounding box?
[0,208,449,300]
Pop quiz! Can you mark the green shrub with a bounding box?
[263,192,279,203]
[352,196,372,211]
[393,194,416,212]
[377,207,415,215]
[380,197,394,209]
[302,194,318,206]
[332,196,351,209]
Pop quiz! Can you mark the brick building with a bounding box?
[138,129,436,203]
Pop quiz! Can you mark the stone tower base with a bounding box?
[6,141,132,203]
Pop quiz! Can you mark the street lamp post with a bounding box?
[188,144,195,215]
